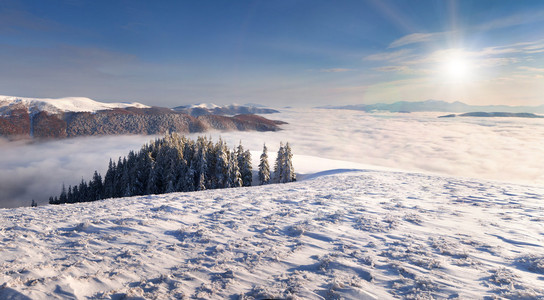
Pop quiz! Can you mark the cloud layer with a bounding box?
[1,109,544,208]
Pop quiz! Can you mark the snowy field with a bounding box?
[1,162,543,299]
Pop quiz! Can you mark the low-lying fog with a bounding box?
[2,108,543,208]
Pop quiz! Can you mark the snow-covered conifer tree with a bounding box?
[237,142,252,186]
[103,159,116,199]
[59,184,67,203]
[258,144,270,185]
[214,138,229,188]
[194,137,208,191]
[67,186,73,203]
[90,171,103,201]
[281,142,296,183]
[227,150,242,188]
[274,142,285,183]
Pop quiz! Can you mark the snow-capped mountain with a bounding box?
[0,95,149,116]
[0,96,284,140]
[0,156,542,299]
[172,103,279,117]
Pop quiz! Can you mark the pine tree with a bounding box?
[49,134,290,205]
[227,150,242,188]
[194,138,208,191]
[90,171,103,201]
[103,159,116,199]
[237,142,252,186]
[72,185,79,202]
[282,142,296,183]
[274,142,285,183]
[59,184,67,204]
[113,157,124,198]
[67,185,73,203]
[214,138,229,188]
[258,144,270,185]
[79,179,89,202]
[31,199,37,207]
[134,152,151,195]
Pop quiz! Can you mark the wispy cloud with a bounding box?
[319,68,353,73]
[519,66,544,72]
[0,7,60,33]
[388,32,446,48]
[476,9,544,31]
[364,49,411,61]
[374,66,409,72]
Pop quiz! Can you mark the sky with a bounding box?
[0,0,543,107]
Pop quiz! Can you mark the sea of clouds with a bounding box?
[1,108,543,208]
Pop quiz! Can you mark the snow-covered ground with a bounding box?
[1,107,544,298]
[1,155,543,299]
[0,95,149,115]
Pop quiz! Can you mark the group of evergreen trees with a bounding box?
[49,133,295,205]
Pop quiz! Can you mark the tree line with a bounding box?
[49,133,295,205]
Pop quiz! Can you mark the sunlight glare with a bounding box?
[441,54,473,83]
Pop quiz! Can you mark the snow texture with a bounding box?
[0,95,149,115]
[1,161,543,299]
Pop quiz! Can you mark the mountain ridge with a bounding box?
[0,96,285,140]
[319,99,544,113]
[172,103,279,117]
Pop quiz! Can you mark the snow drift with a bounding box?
[0,164,543,299]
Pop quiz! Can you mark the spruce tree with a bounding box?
[237,142,252,186]
[194,138,208,191]
[227,150,242,188]
[134,152,151,195]
[90,171,103,201]
[274,142,285,183]
[67,185,73,203]
[214,138,229,188]
[59,184,67,204]
[103,159,116,199]
[282,142,296,183]
[258,144,270,185]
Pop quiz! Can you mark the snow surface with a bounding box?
[1,156,543,299]
[0,95,149,115]
[191,103,220,109]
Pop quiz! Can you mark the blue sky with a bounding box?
[0,0,543,107]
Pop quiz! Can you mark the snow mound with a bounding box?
[1,168,543,299]
[0,95,149,115]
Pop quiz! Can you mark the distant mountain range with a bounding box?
[439,112,544,118]
[319,100,544,114]
[172,103,279,117]
[0,96,285,140]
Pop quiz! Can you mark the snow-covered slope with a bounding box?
[0,95,149,115]
[1,160,543,299]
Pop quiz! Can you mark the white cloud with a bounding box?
[211,109,544,187]
[0,135,153,208]
[388,32,446,48]
[319,68,353,73]
[519,66,544,72]
[374,65,409,72]
[476,9,544,31]
[364,49,411,61]
[2,108,544,208]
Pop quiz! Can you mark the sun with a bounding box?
[441,54,473,83]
